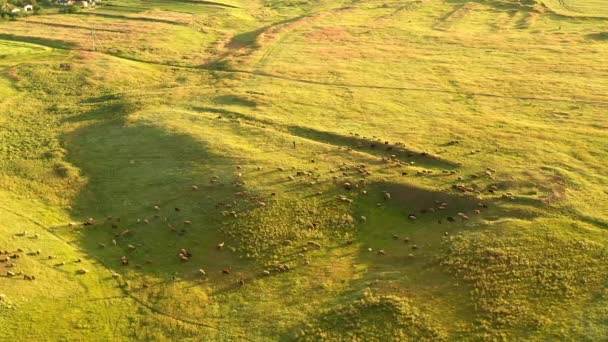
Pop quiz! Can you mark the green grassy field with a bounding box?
[0,0,607,340]
[542,0,608,17]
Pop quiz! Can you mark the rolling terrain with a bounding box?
[1,0,607,340]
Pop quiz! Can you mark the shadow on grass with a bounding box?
[287,126,458,169]
[24,21,125,33]
[62,102,255,300]
[171,0,239,8]
[446,0,537,11]
[0,33,76,49]
[214,94,257,107]
[64,101,134,123]
[191,106,458,170]
[280,179,545,339]
[587,32,608,41]
[74,12,188,26]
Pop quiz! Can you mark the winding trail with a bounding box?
[3,34,606,107]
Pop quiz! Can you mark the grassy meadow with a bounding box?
[0,0,607,340]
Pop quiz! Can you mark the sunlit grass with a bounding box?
[0,0,607,339]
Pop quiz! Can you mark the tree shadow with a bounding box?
[191,105,458,170]
[74,12,187,26]
[0,33,76,49]
[63,101,134,123]
[280,179,543,339]
[62,107,254,298]
[587,32,608,41]
[446,0,537,12]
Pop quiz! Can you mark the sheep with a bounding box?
[184,220,192,225]
[23,274,35,281]
[6,271,15,277]
[192,185,199,191]
[309,242,322,249]
[384,192,391,200]
[338,196,353,203]
[77,268,89,274]
[408,214,417,220]
[276,264,290,272]
[457,213,470,220]
[128,245,137,250]
[198,269,206,276]
[121,256,129,265]
[377,250,386,255]
[217,242,225,250]
[153,205,160,211]
[26,249,42,256]
[111,272,120,278]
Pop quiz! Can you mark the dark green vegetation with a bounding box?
[0,0,607,340]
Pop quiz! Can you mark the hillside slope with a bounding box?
[1,0,607,340]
